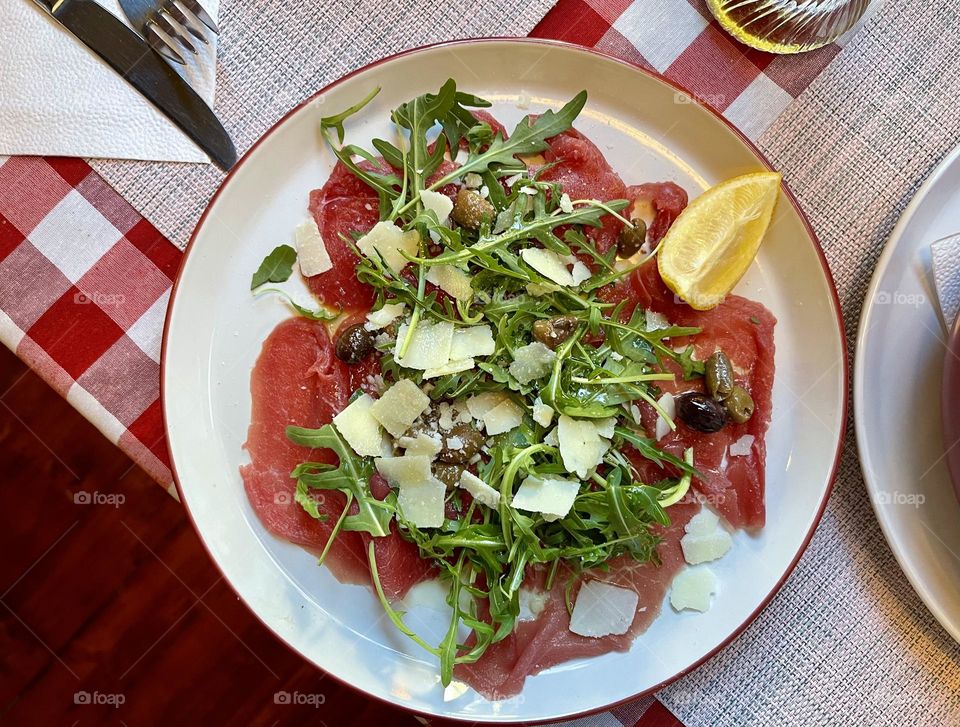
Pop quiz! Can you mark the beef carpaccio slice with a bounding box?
[538,128,628,255]
[240,317,431,599]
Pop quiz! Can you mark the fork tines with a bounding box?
[146,0,220,66]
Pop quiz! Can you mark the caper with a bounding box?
[433,463,465,489]
[616,219,647,258]
[334,323,374,364]
[437,423,485,465]
[532,315,578,350]
[725,386,755,424]
[676,392,727,433]
[451,189,495,229]
[705,351,735,401]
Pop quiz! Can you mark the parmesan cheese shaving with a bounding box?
[369,379,430,438]
[357,221,420,275]
[332,394,389,457]
[520,248,575,286]
[569,581,639,637]
[294,218,332,276]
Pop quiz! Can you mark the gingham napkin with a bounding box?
[931,233,960,329]
[7,0,960,726]
[0,0,219,163]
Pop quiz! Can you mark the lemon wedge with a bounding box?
[657,171,781,310]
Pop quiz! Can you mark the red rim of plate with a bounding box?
[160,37,848,725]
[942,314,960,500]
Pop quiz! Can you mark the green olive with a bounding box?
[451,189,495,229]
[705,351,735,401]
[532,315,578,350]
[725,386,755,424]
[616,219,647,258]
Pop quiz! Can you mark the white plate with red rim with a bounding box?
[161,38,846,723]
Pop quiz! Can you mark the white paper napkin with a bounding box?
[931,233,960,330]
[0,0,219,163]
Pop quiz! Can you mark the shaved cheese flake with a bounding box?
[518,588,548,621]
[670,567,718,612]
[357,221,420,275]
[681,529,733,565]
[681,509,732,564]
[369,379,430,438]
[365,302,405,331]
[374,455,432,486]
[646,310,670,332]
[423,358,475,379]
[466,392,509,421]
[557,415,605,479]
[685,508,720,536]
[333,394,389,457]
[294,218,332,276]
[569,581,639,637]
[450,325,495,360]
[394,320,454,370]
[571,261,592,285]
[420,190,453,225]
[512,475,579,521]
[544,426,559,447]
[426,264,473,301]
[520,248,575,286]
[655,392,676,440]
[397,477,446,528]
[397,432,443,459]
[482,399,524,435]
[463,172,483,189]
[729,434,755,457]
[509,341,556,384]
[558,192,574,214]
[532,398,554,427]
[458,471,501,508]
[594,417,617,439]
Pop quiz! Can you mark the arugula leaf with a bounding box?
[251,244,297,290]
[253,287,339,321]
[424,91,588,190]
[286,424,392,538]
[320,86,381,144]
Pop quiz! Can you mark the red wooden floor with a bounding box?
[0,344,420,726]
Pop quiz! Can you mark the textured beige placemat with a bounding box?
[89,0,556,247]
[659,3,960,725]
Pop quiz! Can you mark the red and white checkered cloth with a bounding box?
[0,0,856,723]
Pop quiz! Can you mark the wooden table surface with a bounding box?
[0,344,423,726]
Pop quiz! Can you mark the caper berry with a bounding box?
[705,351,735,401]
[725,386,755,424]
[438,423,485,465]
[616,219,648,258]
[676,392,727,433]
[433,463,465,489]
[334,323,374,364]
[451,189,495,229]
[532,315,578,350]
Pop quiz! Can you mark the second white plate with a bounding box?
[856,143,960,644]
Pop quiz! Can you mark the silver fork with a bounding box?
[118,0,220,66]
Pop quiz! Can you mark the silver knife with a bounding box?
[31,0,237,170]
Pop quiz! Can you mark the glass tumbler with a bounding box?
[706,0,872,53]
